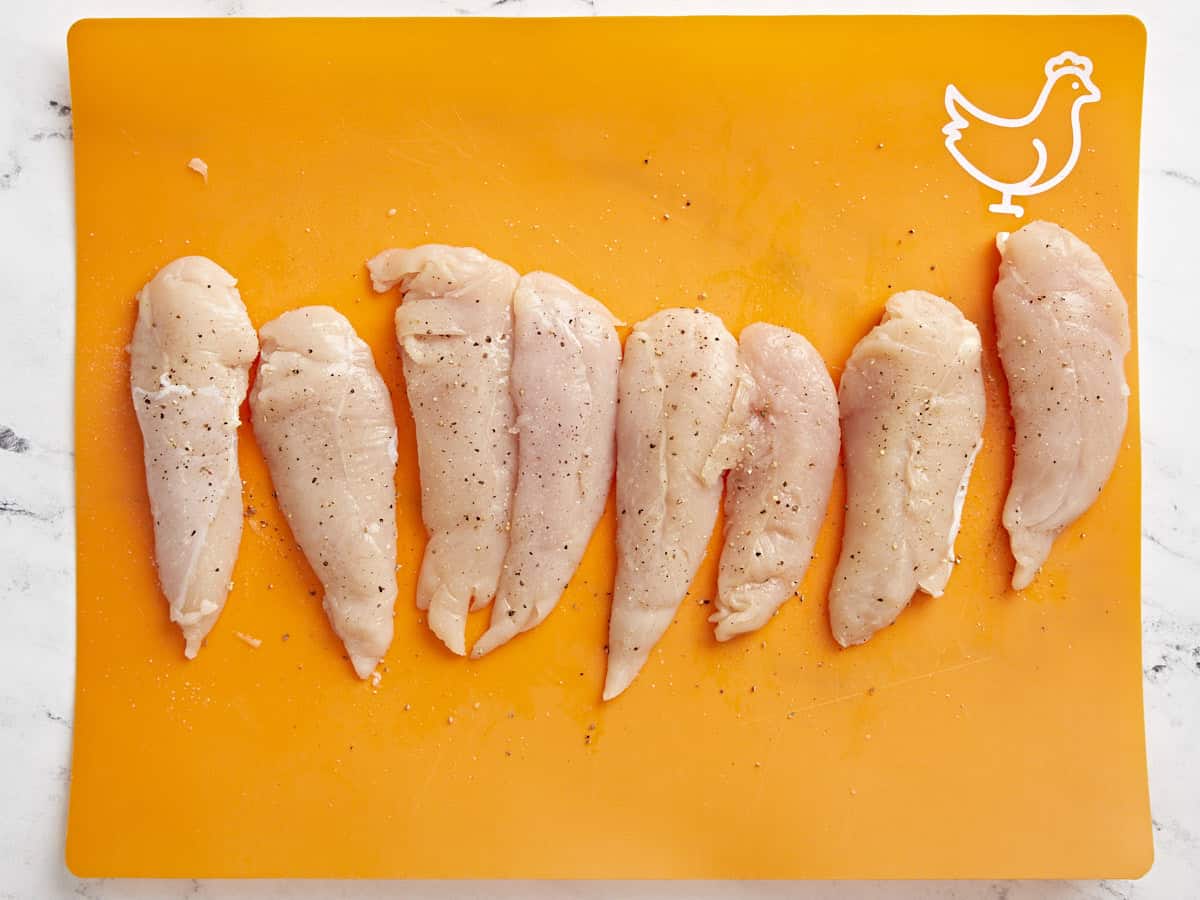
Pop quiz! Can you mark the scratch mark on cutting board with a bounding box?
[751,654,995,726]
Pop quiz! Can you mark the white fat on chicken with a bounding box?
[129,256,258,658]
[250,306,399,678]
[994,220,1131,589]
[472,272,621,658]
[604,307,745,700]
[829,291,985,647]
[368,245,519,656]
[712,323,840,641]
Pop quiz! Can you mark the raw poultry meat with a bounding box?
[472,272,621,658]
[129,256,258,658]
[604,308,745,700]
[829,291,985,647]
[994,221,1131,589]
[712,323,839,641]
[368,245,519,656]
[251,306,399,678]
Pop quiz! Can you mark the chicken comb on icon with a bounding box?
[1045,51,1093,78]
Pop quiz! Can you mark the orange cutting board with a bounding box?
[67,16,1149,879]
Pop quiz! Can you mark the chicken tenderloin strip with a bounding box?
[251,307,399,678]
[604,307,747,701]
[829,291,985,647]
[130,256,258,658]
[994,221,1131,589]
[368,245,519,656]
[712,323,839,641]
[472,272,621,658]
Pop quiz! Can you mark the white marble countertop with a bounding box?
[1,1,1196,898]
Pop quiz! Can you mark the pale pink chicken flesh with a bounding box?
[250,306,399,678]
[368,245,519,656]
[604,308,745,700]
[129,256,258,658]
[829,291,985,647]
[713,323,840,641]
[994,221,1131,589]
[472,272,621,658]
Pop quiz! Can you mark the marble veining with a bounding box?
[1,1,1197,899]
[1161,169,1200,188]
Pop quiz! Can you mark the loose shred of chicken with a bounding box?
[187,158,208,183]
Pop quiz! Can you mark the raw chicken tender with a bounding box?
[251,307,399,678]
[472,272,621,658]
[994,221,1131,589]
[368,245,519,656]
[829,291,985,647]
[129,256,258,658]
[604,308,745,700]
[712,323,839,641]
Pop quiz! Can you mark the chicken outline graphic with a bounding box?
[942,51,1101,217]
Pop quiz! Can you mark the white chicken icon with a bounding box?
[943,51,1101,217]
